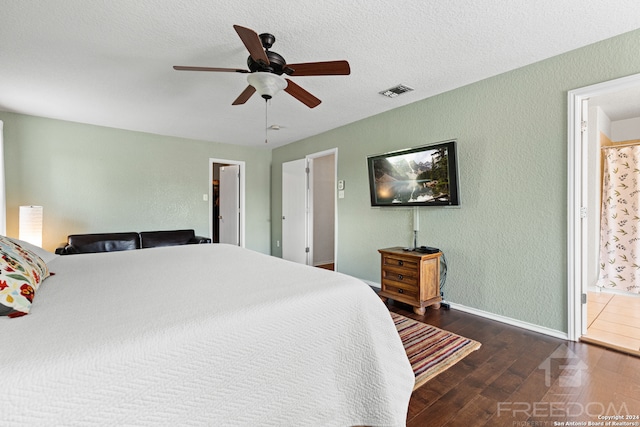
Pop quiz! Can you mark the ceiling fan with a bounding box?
[173,25,350,109]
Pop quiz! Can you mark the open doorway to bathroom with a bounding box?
[568,73,640,355]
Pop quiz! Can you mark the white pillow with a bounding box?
[6,237,58,264]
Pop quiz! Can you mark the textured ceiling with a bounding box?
[2,1,640,148]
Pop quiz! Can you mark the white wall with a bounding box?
[611,116,640,141]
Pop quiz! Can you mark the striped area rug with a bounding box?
[392,312,481,390]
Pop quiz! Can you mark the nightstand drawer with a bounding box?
[382,281,419,300]
[381,268,418,286]
[382,254,419,270]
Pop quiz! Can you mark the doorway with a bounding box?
[309,150,336,270]
[209,158,245,247]
[568,72,640,348]
[281,149,337,269]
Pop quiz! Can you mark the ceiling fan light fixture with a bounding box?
[247,72,287,100]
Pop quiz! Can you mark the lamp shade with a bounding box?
[19,205,43,247]
[247,72,287,100]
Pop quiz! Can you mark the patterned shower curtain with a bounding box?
[598,145,640,294]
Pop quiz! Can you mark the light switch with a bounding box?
[203,194,209,201]
[339,190,345,199]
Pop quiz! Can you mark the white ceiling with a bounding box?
[2,1,640,148]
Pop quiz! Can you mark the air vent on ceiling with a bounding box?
[379,84,414,98]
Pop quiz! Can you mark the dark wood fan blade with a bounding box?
[233,25,270,65]
[232,85,256,105]
[284,79,321,108]
[173,66,249,73]
[285,60,350,76]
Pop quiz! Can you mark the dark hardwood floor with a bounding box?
[384,300,640,427]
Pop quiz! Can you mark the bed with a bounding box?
[1,239,414,426]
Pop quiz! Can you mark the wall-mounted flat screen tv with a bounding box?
[367,139,460,207]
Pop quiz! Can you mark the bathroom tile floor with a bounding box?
[582,291,640,356]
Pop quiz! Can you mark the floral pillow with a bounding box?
[0,236,50,318]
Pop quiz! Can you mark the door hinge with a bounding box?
[580,120,588,133]
[581,293,587,304]
[305,247,310,253]
[305,167,310,174]
[580,207,587,219]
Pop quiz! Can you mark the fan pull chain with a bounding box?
[264,99,269,144]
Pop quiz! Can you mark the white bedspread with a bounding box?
[1,244,413,426]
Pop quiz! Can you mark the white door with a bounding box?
[219,165,240,245]
[282,158,308,264]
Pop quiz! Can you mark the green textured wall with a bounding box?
[272,29,640,333]
[1,112,272,254]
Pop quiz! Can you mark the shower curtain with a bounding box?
[598,145,640,294]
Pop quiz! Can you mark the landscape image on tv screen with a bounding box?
[369,143,455,206]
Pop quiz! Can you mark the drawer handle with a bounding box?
[398,260,403,266]
[398,274,403,280]
[398,288,404,294]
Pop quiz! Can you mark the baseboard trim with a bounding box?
[363,280,567,340]
[448,302,568,340]
[364,280,380,289]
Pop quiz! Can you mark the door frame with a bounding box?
[209,158,245,248]
[567,72,640,341]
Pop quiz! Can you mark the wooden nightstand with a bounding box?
[378,247,442,315]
